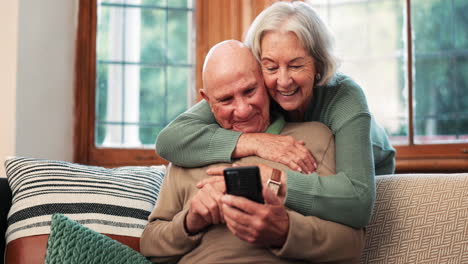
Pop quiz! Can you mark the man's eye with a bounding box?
[219,98,232,103]
[290,65,303,69]
[245,88,255,95]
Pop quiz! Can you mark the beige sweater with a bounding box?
[141,122,365,263]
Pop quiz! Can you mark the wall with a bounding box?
[15,1,77,161]
[0,2,19,178]
[0,0,77,177]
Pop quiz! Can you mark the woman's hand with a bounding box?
[234,133,317,174]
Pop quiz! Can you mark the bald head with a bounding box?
[202,40,260,93]
[200,40,270,133]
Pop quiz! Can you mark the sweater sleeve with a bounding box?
[139,165,203,262]
[270,210,365,263]
[156,100,241,167]
[284,113,376,228]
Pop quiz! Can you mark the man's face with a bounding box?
[203,67,270,133]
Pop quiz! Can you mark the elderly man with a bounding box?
[140,40,364,263]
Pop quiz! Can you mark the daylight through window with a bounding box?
[309,0,468,146]
[95,0,195,148]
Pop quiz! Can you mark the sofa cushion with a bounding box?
[5,157,165,244]
[361,173,468,263]
[44,214,151,264]
[6,233,142,264]
[4,157,164,246]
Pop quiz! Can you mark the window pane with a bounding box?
[139,66,166,126]
[141,0,166,5]
[168,0,191,8]
[95,0,195,148]
[167,67,191,121]
[96,6,117,62]
[412,0,468,144]
[310,0,408,145]
[137,62,166,147]
[96,63,109,146]
[168,10,190,63]
[455,0,468,49]
[141,9,166,64]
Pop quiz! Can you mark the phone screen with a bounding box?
[223,166,264,203]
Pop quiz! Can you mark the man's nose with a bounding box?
[277,68,292,88]
[234,99,252,120]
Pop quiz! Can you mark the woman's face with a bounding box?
[260,31,316,118]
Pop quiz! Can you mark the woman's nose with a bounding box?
[277,68,292,88]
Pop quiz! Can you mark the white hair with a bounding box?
[244,1,338,85]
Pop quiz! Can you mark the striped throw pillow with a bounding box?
[4,157,165,244]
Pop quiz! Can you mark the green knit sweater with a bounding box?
[156,74,395,228]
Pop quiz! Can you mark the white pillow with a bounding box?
[5,157,165,244]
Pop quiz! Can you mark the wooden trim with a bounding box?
[74,0,96,165]
[396,144,468,159]
[87,148,168,167]
[395,144,468,173]
[406,0,414,146]
[396,158,468,173]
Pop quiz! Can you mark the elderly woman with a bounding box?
[156,1,395,228]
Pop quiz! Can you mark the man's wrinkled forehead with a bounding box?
[202,40,259,91]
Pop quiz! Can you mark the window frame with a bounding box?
[74,0,468,171]
[395,0,468,172]
[74,0,165,167]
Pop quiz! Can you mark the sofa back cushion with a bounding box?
[361,173,468,263]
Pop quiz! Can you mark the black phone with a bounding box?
[223,166,264,204]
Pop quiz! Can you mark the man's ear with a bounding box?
[200,89,209,102]
[200,89,216,113]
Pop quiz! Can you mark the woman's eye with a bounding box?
[290,65,302,69]
[263,66,277,72]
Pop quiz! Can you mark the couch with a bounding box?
[1,158,468,263]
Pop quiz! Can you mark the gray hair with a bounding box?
[244,1,338,86]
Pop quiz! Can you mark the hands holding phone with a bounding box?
[222,186,289,248]
[186,165,289,248]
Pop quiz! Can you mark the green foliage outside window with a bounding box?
[412,0,468,142]
[95,0,467,147]
[95,1,194,147]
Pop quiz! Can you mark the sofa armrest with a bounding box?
[1,177,12,264]
[361,173,468,263]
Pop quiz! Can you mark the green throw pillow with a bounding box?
[45,214,151,264]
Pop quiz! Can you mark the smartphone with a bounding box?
[223,166,264,204]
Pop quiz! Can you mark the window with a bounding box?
[308,0,468,171]
[76,0,468,171]
[95,0,195,148]
[75,0,270,167]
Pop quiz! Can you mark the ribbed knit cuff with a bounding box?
[174,208,204,242]
[205,128,242,164]
[284,170,319,216]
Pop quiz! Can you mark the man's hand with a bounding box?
[221,188,289,248]
[185,180,226,234]
[234,133,317,174]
